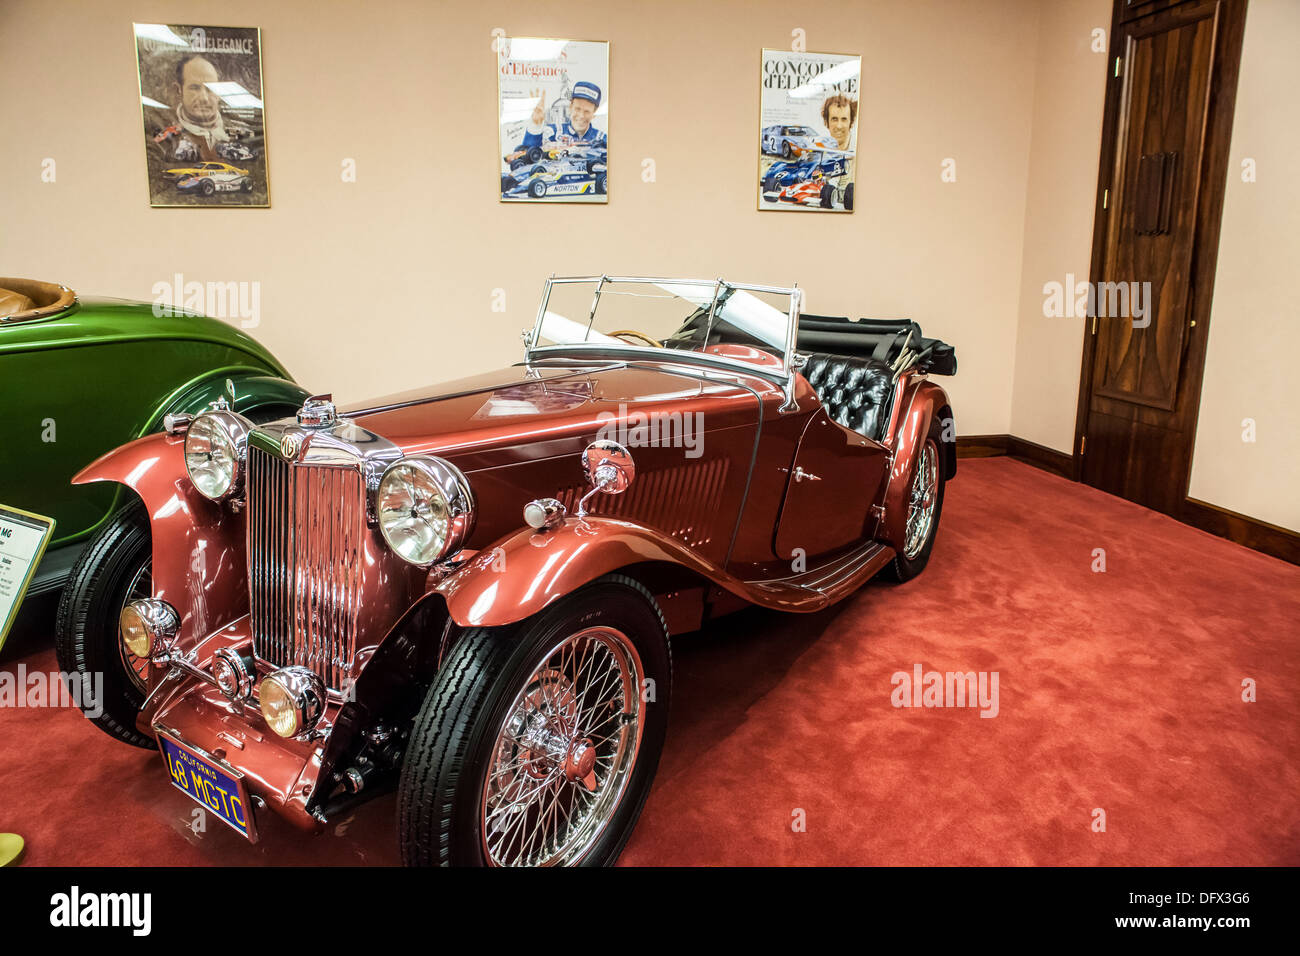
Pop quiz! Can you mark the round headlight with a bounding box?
[377,457,475,567]
[184,411,251,501]
[119,604,152,658]
[258,666,325,739]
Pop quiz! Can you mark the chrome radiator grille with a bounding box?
[246,446,365,691]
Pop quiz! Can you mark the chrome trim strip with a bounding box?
[528,343,792,387]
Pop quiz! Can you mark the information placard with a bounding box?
[0,505,55,651]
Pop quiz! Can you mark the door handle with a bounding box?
[793,466,821,483]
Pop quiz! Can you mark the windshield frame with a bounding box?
[525,275,804,401]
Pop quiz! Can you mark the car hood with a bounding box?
[343,362,765,469]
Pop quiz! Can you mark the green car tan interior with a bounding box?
[0,276,309,593]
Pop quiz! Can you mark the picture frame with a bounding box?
[497,37,609,204]
[133,23,270,208]
[757,49,861,213]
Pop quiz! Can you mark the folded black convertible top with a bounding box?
[796,314,957,376]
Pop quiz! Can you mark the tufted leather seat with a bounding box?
[802,353,894,440]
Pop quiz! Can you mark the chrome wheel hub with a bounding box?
[903,441,938,559]
[481,626,643,866]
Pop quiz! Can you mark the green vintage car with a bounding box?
[0,277,310,608]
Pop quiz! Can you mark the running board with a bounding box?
[741,541,895,612]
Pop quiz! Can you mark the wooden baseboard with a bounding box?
[1006,436,1075,479]
[957,434,1073,477]
[955,434,1008,458]
[957,434,1299,566]
[1180,497,1300,566]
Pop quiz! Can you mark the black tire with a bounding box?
[54,499,154,748]
[595,172,607,195]
[883,422,946,583]
[782,141,792,158]
[819,184,833,208]
[398,574,672,867]
[200,179,215,196]
[526,146,543,163]
[528,179,547,198]
[844,182,855,211]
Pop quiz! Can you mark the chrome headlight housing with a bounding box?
[183,410,252,501]
[119,598,179,660]
[376,456,475,567]
[258,666,326,739]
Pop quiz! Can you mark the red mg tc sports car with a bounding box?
[59,276,957,866]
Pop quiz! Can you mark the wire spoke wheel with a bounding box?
[481,626,644,866]
[903,441,938,559]
[117,558,153,693]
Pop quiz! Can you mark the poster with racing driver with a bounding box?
[758,49,860,213]
[498,37,609,203]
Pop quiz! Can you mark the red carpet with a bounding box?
[2,457,1296,866]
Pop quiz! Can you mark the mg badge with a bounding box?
[280,434,301,459]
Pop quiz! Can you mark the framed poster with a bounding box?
[0,506,55,652]
[758,50,860,212]
[133,23,270,207]
[497,37,609,203]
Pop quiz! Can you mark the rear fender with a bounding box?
[880,379,952,551]
[72,433,246,648]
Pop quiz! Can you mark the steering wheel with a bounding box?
[608,329,665,349]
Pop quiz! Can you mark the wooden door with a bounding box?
[1077,0,1247,515]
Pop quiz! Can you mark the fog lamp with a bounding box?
[259,666,326,739]
[119,599,179,660]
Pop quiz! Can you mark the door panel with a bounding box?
[1078,0,1245,516]
[773,410,885,560]
[1090,11,1214,413]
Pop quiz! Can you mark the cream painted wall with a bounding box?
[4,0,1292,530]
[1187,0,1300,532]
[1007,0,1110,451]
[0,0,1036,433]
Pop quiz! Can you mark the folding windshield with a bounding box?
[528,277,800,379]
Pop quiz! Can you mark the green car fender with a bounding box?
[76,369,310,552]
[0,293,310,570]
[149,368,312,429]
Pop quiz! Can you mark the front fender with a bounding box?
[72,433,246,648]
[147,369,311,431]
[434,516,748,629]
[880,379,952,551]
